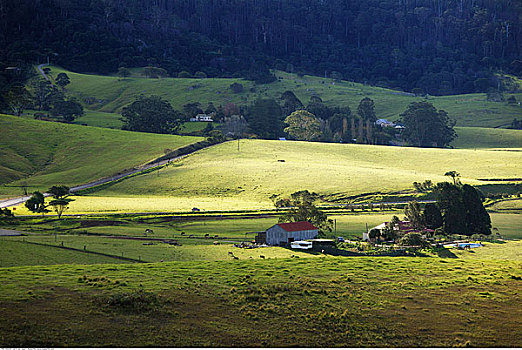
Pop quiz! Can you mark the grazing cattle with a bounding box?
[213,241,219,245]
[189,234,194,238]
[259,255,265,259]
[181,232,186,235]
[145,229,154,234]
[233,256,239,260]
[228,251,234,256]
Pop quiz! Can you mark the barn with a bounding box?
[262,221,319,246]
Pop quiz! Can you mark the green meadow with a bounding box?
[46,139,520,213]
[0,240,520,347]
[47,66,522,128]
[452,127,522,149]
[0,114,202,196]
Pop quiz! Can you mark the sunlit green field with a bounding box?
[47,66,522,128]
[0,114,202,195]
[46,139,520,212]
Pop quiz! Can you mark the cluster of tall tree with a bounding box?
[0,66,84,122]
[404,175,491,236]
[1,0,521,94]
[242,92,455,148]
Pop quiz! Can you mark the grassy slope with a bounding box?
[54,139,522,212]
[452,127,522,148]
[0,114,203,195]
[0,241,520,347]
[48,66,522,128]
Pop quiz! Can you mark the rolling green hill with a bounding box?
[0,114,203,197]
[452,127,522,148]
[26,139,519,213]
[46,66,522,129]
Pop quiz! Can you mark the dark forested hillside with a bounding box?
[1,0,521,95]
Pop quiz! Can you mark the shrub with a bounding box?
[399,232,428,247]
[178,71,192,78]
[103,289,162,313]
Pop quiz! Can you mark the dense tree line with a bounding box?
[1,0,521,94]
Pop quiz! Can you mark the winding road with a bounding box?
[0,153,188,209]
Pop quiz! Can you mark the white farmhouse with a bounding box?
[190,113,213,122]
[264,221,319,246]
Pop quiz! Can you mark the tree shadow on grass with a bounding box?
[435,248,458,259]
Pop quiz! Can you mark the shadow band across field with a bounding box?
[20,240,146,263]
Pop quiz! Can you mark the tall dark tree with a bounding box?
[357,97,376,122]
[247,98,283,139]
[51,99,84,122]
[55,73,70,89]
[400,101,456,148]
[280,91,303,117]
[461,185,491,236]
[434,181,491,236]
[24,191,47,215]
[435,182,467,235]
[120,96,181,134]
[423,203,443,230]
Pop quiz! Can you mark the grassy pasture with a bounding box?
[0,114,202,195]
[1,209,518,268]
[60,139,522,212]
[3,235,316,264]
[0,242,520,346]
[0,239,128,267]
[452,127,522,148]
[47,66,522,128]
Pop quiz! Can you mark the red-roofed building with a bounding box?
[262,221,319,246]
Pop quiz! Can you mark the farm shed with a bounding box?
[263,221,318,246]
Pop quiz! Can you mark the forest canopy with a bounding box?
[1,0,521,94]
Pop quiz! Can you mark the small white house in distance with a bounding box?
[265,221,319,246]
[190,113,213,122]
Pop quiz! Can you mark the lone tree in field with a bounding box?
[284,110,322,141]
[120,95,182,134]
[273,190,333,234]
[444,170,461,185]
[400,101,456,147]
[48,185,73,219]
